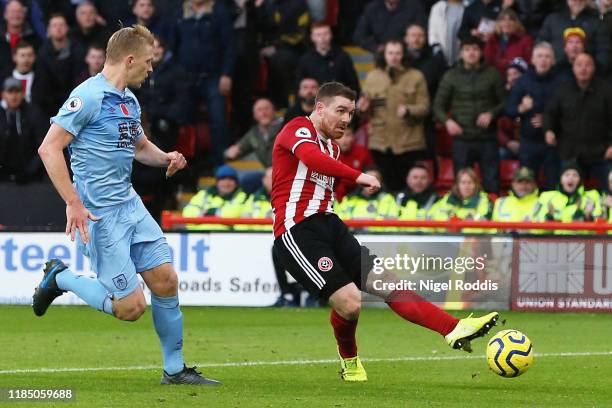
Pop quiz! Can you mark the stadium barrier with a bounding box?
[160,212,612,233]
[2,227,611,311]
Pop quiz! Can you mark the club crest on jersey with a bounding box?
[112,274,128,290]
[295,127,311,138]
[318,257,333,272]
[66,96,82,112]
[120,103,129,116]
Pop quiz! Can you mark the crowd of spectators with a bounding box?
[2,0,612,230]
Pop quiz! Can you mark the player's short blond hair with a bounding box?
[105,25,154,64]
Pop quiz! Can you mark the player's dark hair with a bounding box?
[315,82,356,104]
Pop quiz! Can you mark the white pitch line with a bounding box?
[1,351,611,375]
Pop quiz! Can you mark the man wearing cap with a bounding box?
[506,41,560,189]
[555,27,587,82]
[538,0,610,74]
[433,35,505,193]
[0,76,47,183]
[182,164,248,230]
[543,52,612,192]
[492,167,540,222]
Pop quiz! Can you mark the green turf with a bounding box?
[1,306,611,407]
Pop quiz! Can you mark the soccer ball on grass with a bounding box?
[486,329,533,377]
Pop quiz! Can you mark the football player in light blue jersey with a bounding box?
[33,25,219,385]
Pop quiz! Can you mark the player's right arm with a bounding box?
[38,124,99,244]
[293,143,380,193]
[279,122,381,192]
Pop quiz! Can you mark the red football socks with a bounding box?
[386,290,459,336]
[330,309,358,358]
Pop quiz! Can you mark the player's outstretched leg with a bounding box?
[385,290,498,352]
[329,284,367,382]
[33,259,114,316]
[142,264,220,386]
[365,272,498,353]
[444,312,499,353]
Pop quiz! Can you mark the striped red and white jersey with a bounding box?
[271,117,345,238]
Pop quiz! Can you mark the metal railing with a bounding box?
[161,211,612,233]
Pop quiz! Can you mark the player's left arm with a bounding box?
[134,136,186,178]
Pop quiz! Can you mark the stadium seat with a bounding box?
[434,122,453,156]
[435,156,454,191]
[175,125,197,159]
[500,159,520,190]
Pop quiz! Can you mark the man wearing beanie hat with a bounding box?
[535,160,603,232]
[182,164,248,230]
[506,57,528,88]
[492,167,540,223]
[538,0,610,73]
[543,52,612,192]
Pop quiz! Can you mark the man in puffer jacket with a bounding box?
[433,35,506,193]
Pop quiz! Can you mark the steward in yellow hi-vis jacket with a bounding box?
[395,165,439,231]
[429,168,492,233]
[236,168,273,231]
[535,162,602,234]
[602,171,612,225]
[336,168,399,231]
[182,165,248,230]
[492,167,539,223]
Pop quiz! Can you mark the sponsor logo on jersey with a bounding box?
[116,120,141,148]
[318,257,333,272]
[310,171,334,190]
[295,127,311,138]
[66,96,82,112]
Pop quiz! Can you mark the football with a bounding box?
[486,329,533,377]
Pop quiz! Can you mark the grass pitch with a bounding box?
[1,306,611,407]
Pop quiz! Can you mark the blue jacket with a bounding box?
[169,1,235,77]
[505,67,559,143]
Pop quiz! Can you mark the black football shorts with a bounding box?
[273,213,375,299]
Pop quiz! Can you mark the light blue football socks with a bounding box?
[151,294,185,375]
[56,269,114,315]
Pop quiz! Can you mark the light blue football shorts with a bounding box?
[77,196,171,299]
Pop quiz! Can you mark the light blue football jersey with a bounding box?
[52,73,145,208]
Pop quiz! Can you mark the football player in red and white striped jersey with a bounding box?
[271,87,379,238]
[271,82,499,382]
